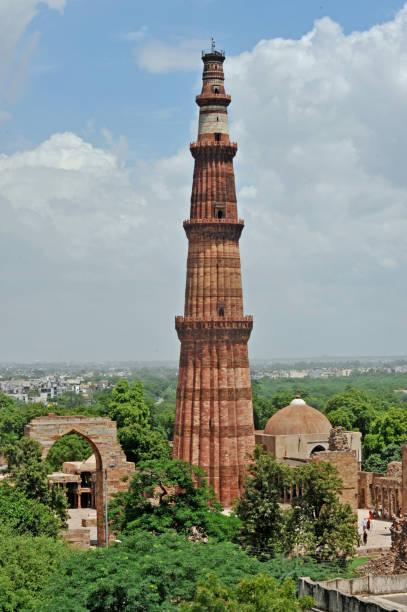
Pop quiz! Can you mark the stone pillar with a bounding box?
[402,443,407,515]
[173,46,255,506]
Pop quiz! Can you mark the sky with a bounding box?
[1,0,407,362]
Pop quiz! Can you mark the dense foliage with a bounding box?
[3,437,68,527]
[287,461,357,562]
[110,457,240,541]
[180,573,314,612]
[39,532,333,611]
[236,447,358,563]
[252,376,407,472]
[45,432,93,471]
[108,379,172,463]
[0,484,61,537]
[0,370,406,609]
[0,529,68,611]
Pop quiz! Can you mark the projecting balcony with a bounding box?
[196,93,231,107]
[176,315,253,323]
[183,218,244,226]
[202,49,225,59]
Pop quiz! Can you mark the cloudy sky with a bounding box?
[1,0,407,362]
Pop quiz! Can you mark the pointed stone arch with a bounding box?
[24,414,135,546]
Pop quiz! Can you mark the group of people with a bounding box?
[360,510,374,545]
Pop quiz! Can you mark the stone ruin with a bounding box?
[25,414,135,547]
[359,516,407,575]
[328,426,351,452]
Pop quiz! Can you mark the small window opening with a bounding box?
[217,209,223,219]
[218,307,225,317]
[215,132,221,142]
[213,86,219,94]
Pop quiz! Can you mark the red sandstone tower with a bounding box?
[173,42,255,505]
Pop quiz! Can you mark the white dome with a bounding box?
[290,398,306,406]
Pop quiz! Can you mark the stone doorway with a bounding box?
[24,414,135,546]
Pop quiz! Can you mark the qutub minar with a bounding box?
[173,41,255,505]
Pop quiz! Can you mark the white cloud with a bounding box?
[224,9,407,355]
[4,7,407,359]
[135,38,206,73]
[0,131,190,277]
[0,0,66,117]
[120,26,148,42]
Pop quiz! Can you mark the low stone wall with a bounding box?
[62,528,90,550]
[298,575,407,611]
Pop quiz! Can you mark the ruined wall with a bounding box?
[316,450,359,511]
[25,414,135,546]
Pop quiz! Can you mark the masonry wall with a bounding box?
[299,575,407,611]
[316,450,359,511]
[254,432,329,460]
[25,414,135,546]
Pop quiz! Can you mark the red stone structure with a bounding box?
[173,44,255,505]
[25,414,134,546]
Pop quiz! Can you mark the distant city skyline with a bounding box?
[1,0,407,361]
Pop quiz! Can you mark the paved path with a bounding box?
[68,508,97,543]
[357,508,392,552]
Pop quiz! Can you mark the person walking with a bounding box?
[363,530,368,546]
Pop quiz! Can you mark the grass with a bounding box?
[346,556,371,576]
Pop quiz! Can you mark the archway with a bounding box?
[47,430,98,510]
[24,414,135,546]
[310,444,327,456]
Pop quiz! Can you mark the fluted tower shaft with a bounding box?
[173,47,255,505]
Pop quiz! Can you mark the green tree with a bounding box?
[3,437,68,527]
[55,391,87,412]
[324,387,377,435]
[0,528,69,610]
[0,393,48,445]
[117,424,171,464]
[40,531,323,611]
[45,432,93,471]
[0,484,61,537]
[109,379,149,429]
[368,408,407,452]
[288,461,358,563]
[108,379,171,463]
[362,442,401,473]
[235,447,292,559]
[181,573,314,612]
[149,400,175,440]
[326,408,354,431]
[110,458,240,541]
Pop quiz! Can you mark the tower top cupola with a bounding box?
[195,39,232,145]
[201,37,225,63]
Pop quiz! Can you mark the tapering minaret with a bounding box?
[173,42,255,505]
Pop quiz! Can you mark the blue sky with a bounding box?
[1,0,407,361]
[4,0,405,159]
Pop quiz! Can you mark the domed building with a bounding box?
[255,396,361,463]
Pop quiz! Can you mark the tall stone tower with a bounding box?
[173,43,255,505]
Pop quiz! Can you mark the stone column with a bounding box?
[402,443,407,515]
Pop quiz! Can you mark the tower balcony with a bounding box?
[176,315,253,324]
[183,218,244,240]
[190,141,237,159]
[202,49,225,60]
[196,93,231,107]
